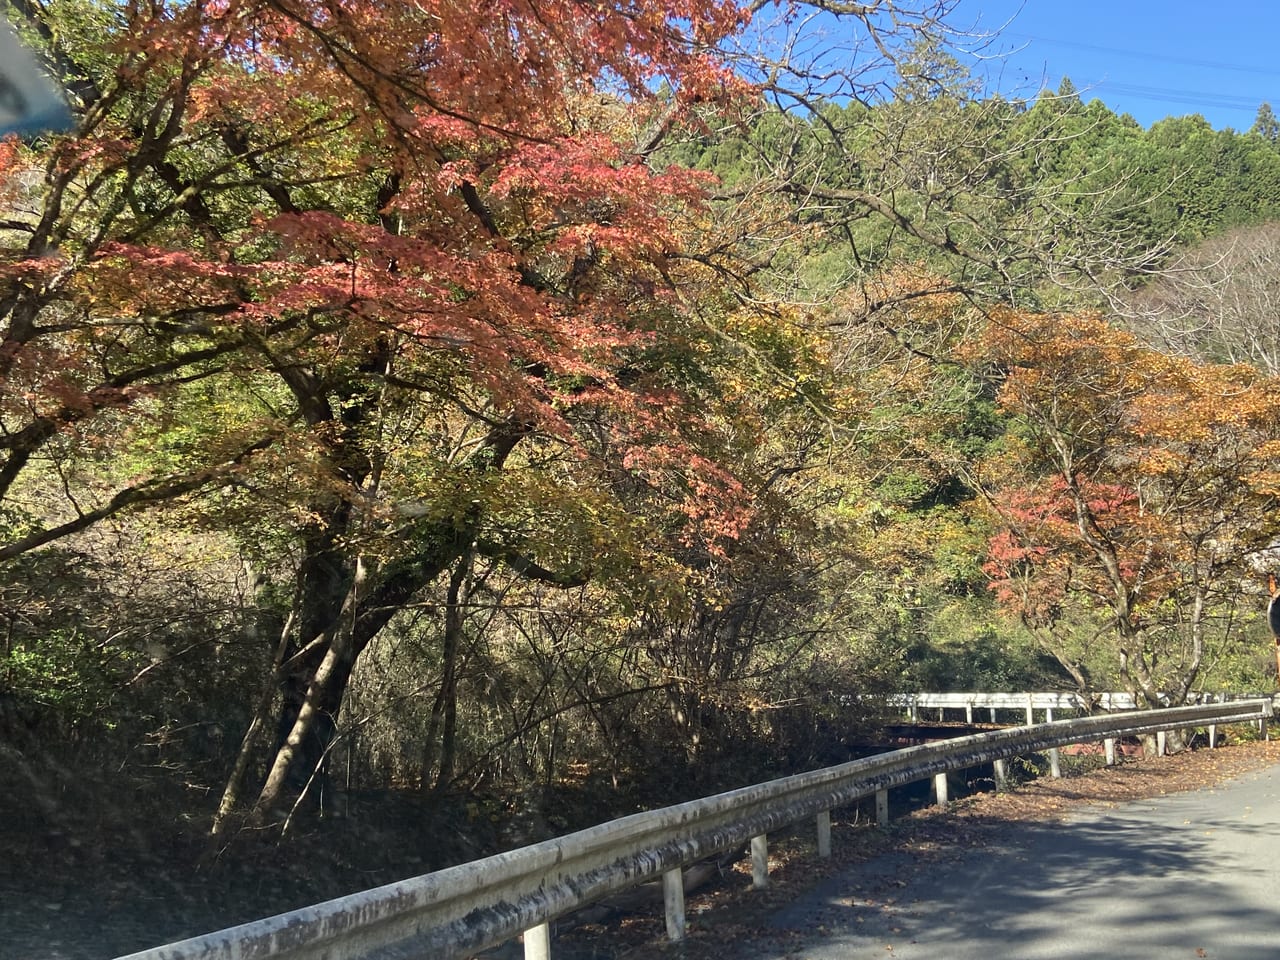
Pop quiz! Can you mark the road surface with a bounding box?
[749,762,1280,959]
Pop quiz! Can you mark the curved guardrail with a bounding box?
[118,698,1273,960]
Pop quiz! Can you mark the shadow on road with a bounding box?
[761,769,1280,959]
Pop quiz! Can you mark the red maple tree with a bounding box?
[1,0,755,827]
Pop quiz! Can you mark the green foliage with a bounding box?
[898,611,1062,692]
[1,629,133,725]
[1194,607,1277,693]
[675,69,1280,303]
[1251,103,1280,142]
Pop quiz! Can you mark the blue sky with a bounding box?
[953,1,1280,130]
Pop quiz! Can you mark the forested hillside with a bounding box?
[4,0,1280,893]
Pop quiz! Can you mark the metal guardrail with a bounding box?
[888,691,1140,712]
[879,691,1273,723]
[118,699,1274,960]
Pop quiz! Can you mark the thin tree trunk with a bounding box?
[273,523,353,768]
[434,551,471,792]
[210,610,296,839]
[250,558,369,824]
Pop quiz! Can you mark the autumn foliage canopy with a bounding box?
[974,308,1280,701]
[0,0,760,554]
[0,0,768,822]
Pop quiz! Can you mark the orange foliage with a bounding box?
[0,0,760,557]
[975,308,1280,637]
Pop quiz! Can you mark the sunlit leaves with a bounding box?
[974,307,1280,697]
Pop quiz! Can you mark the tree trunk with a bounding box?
[434,551,471,792]
[219,420,530,830]
[209,611,296,839]
[271,522,355,791]
[251,557,370,824]
[234,526,473,825]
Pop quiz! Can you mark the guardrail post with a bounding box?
[990,707,997,723]
[876,787,889,826]
[1208,723,1217,748]
[1046,707,1061,777]
[1156,730,1167,756]
[1025,693,1034,725]
[993,758,1008,790]
[934,771,949,809]
[524,922,551,960]
[816,809,831,858]
[751,834,769,888]
[1104,737,1116,765]
[965,703,974,724]
[662,868,686,941]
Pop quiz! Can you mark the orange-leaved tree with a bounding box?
[0,0,757,830]
[973,309,1280,708]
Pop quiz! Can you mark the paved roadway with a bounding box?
[749,762,1280,959]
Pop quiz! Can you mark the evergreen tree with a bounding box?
[1252,102,1280,142]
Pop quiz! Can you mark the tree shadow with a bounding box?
[763,779,1280,959]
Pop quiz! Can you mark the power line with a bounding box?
[1093,82,1265,114]
[1002,32,1280,79]
[981,33,1276,120]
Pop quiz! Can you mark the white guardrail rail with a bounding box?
[118,698,1274,960]
[876,691,1268,723]
[891,691,1142,715]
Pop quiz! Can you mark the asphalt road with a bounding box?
[750,762,1280,960]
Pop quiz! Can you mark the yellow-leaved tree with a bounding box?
[974,309,1280,715]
